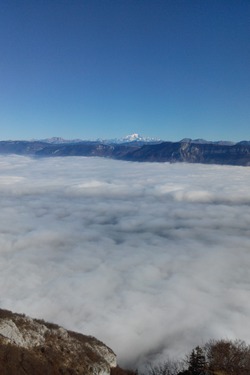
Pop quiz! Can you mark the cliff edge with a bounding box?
[0,308,116,375]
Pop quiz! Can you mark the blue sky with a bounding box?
[0,0,249,141]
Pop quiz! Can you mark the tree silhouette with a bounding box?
[188,346,207,375]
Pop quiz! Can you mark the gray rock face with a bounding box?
[0,318,48,348]
[0,309,116,375]
[122,141,250,165]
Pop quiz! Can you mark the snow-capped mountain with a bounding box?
[38,134,162,145]
[119,133,161,143]
[97,133,162,144]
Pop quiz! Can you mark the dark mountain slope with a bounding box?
[122,141,250,165]
[1,140,250,166]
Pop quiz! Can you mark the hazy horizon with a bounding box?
[0,132,244,143]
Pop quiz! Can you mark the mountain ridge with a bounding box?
[35,133,162,145]
[1,137,250,166]
[32,134,237,146]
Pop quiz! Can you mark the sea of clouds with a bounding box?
[0,155,250,368]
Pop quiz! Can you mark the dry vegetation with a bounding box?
[1,308,250,375]
[144,339,250,375]
[111,366,138,375]
[0,308,116,375]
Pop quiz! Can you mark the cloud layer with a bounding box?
[0,155,250,368]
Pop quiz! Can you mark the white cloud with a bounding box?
[0,156,250,368]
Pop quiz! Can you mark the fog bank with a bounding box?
[0,155,250,368]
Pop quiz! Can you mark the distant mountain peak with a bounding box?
[179,138,236,146]
[180,138,210,144]
[122,133,142,141]
[39,137,83,144]
[37,134,162,145]
[100,133,162,144]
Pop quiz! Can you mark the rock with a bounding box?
[0,308,116,375]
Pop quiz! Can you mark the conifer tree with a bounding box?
[188,346,206,375]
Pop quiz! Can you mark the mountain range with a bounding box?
[37,133,162,145]
[1,134,250,166]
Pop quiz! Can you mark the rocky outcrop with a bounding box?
[122,141,250,165]
[0,308,116,375]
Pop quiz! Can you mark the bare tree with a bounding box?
[139,339,250,375]
[143,358,185,375]
[204,339,250,375]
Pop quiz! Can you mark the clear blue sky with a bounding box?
[0,0,249,141]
